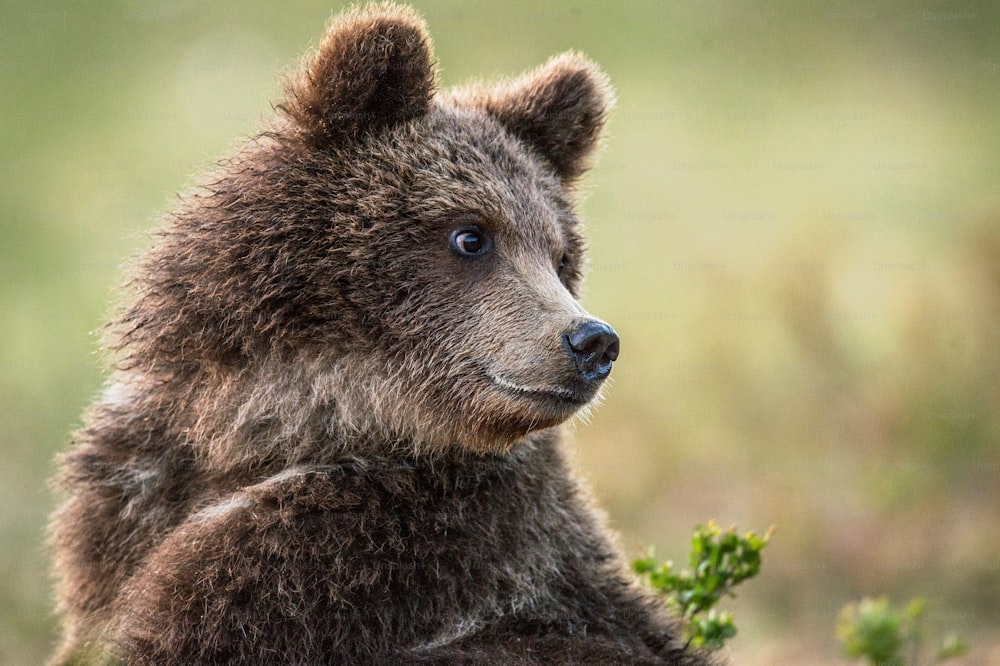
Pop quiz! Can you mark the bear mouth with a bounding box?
[482,367,596,408]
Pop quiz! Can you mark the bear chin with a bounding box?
[446,378,600,454]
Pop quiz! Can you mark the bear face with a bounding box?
[112,4,617,464]
[320,113,616,453]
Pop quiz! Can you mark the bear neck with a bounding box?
[104,347,549,478]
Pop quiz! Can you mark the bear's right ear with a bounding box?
[281,4,436,145]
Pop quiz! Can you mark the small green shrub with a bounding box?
[836,596,967,665]
[633,521,773,650]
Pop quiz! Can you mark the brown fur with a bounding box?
[49,4,712,664]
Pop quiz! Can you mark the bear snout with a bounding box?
[564,320,620,383]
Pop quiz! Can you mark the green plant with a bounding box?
[633,521,773,650]
[836,596,967,665]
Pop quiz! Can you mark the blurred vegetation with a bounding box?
[837,596,967,665]
[2,1,999,663]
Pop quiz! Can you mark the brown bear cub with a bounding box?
[50,4,710,664]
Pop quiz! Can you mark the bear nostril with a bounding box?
[565,320,620,382]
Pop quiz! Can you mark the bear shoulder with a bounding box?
[105,449,702,664]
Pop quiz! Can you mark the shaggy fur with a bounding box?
[49,4,711,664]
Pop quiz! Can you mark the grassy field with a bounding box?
[2,2,998,663]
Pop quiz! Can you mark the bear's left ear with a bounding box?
[466,53,615,182]
[282,4,436,145]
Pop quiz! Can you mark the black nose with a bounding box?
[565,320,620,382]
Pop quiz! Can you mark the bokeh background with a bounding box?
[3,1,999,663]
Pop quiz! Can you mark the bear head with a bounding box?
[116,3,618,463]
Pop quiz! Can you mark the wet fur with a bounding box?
[49,4,712,664]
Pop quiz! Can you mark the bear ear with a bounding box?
[465,53,615,181]
[281,4,436,144]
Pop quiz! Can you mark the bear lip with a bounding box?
[483,366,595,407]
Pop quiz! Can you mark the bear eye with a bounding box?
[556,252,572,280]
[449,225,492,258]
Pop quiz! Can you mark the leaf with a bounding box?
[903,597,926,621]
[936,632,968,661]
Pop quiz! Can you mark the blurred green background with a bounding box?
[3,1,999,663]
